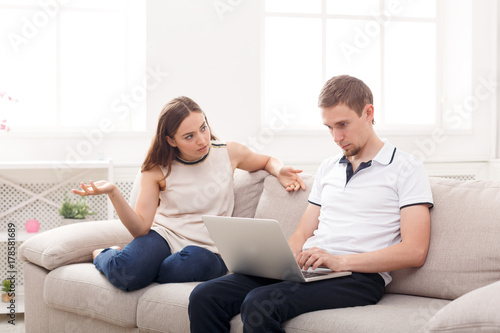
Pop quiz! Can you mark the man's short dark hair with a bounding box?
[318,75,374,121]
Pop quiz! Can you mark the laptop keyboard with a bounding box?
[301,270,329,278]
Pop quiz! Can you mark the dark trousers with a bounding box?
[94,230,227,291]
[189,272,385,333]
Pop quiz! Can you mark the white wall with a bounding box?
[147,0,265,155]
[146,0,338,172]
[146,0,499,175]
[1,0,499,179]
[497,0,500,159]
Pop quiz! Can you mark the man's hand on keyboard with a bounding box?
[297,247,345,272]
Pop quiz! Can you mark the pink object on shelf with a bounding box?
[25,219,40,233]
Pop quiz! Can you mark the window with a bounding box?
[0,0,146,132]
[264,0,472,131]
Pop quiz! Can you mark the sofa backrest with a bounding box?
[234,172,500,301]
[253,174,315,239]
[386,177,500,300]
[232,170,314,239]
[232,169,269,218]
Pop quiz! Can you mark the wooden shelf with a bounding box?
[0,232,37,242]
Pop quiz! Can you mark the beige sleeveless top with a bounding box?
[151,142,234,254]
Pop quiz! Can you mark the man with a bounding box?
[188,75,434,332]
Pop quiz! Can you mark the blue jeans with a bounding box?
[189,272,385,333]
[93,230,227,291]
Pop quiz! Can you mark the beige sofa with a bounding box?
[20,170,500,332]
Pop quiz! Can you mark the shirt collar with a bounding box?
[175,145,211,165]
[339,140,397,166]
[372,139,397,165]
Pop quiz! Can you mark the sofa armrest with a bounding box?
[19,220,133,271]
[426,280,500,332]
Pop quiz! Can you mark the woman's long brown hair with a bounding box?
[141,96,218,177]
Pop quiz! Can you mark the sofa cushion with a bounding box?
[254,174,314,239]
[286,294,449,333]
[228,294,449,333]
[232,169,268,218]
[137,282,199,332]
[20,220,133,270]
[387,177,500,300]
[426,280,500,332]
[44,263,154,328]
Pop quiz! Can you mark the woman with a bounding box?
[72,96,305,291]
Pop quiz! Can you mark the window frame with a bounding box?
[261,0,448,135]
[0,0,147,135]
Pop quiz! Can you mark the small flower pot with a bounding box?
[2,293,13,303]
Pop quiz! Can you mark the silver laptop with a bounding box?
[202,215,352,283]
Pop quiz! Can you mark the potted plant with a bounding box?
[58,196,96,225]
[2,279,13,302]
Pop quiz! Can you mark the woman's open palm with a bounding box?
[72,180,115,197]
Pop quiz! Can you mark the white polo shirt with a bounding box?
[303,140,433,285]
